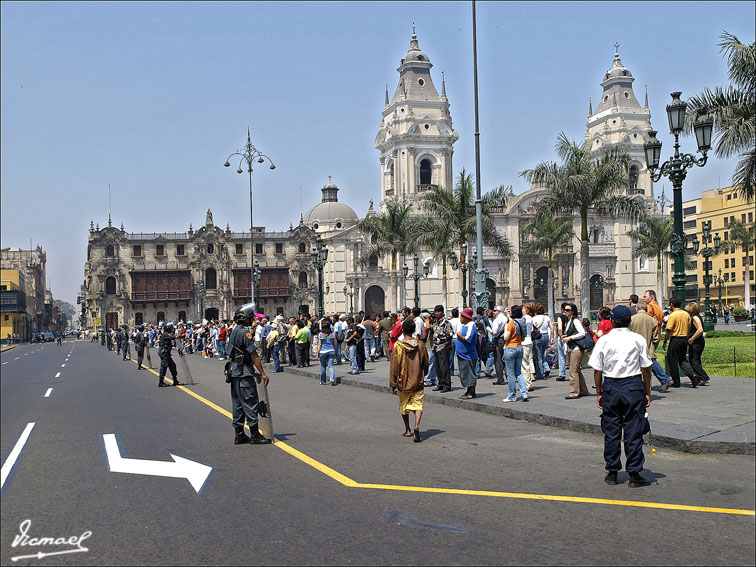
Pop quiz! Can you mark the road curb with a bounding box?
[1,344,17,353]
[270,362,755,456]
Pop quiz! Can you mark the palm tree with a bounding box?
[686,31,756,202]
[357,198,424,310]
[722,219,756,308]
[417,169,511,308]
[521,215,573,318]
[521,133,648,317]
[627,215,674,305]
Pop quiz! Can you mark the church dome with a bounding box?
[302,178,359,225]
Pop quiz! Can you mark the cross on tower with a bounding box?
[614,42,620,55]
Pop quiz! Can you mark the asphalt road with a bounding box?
[1,340,754,565]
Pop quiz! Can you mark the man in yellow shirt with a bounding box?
[662,296,699,388]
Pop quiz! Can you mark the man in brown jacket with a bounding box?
[629,301,673,392]
[390,318,430,442]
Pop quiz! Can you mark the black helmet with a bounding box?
[139,324,145,331]
[234,302,255,322]
[165,321,174,330]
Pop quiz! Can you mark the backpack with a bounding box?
[531,316,543,340]
[474,318,489,359]
[356,324,365,340]
[335,322,345,341]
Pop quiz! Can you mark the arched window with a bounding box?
[178,310,186,323]
[106,245,115,257]
[207,243,214,254]
[299,271,308,287]
[206,268,217,290]
[157,311,165,323]
[629,165,639,194]
[369,255,378,268]
[419,159,432,185]
[105,276,116,295]
[135,312,143,326]
[299,242,306,254]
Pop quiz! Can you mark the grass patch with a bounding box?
[656,335,755,378]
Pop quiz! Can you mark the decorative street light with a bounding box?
[311,237,329,318]
[645,92,713,304]
[402,255,430,309]
[342,282,355,314]
[715,268,726,318]
[656,185,672,306]
[450,243,471,308]
[197,280,205,321]
[224,129,276,312]
[691,220,719,332]
[253,261,262,312]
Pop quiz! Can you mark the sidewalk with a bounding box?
[257,352,754,456]
[170,345,754,455]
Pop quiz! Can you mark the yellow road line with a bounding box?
[109,347,756,516]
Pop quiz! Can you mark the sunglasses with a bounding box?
[564,308,572,312]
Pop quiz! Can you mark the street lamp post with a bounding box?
[311,237,329,318]
[645,92,713,305]
[402,255,430,309]
[224,129,276,312]
[197,281,205,321]
[691,221,719,332]
[342,282,355,314]
[656,185,672,306]
[716,268,725,318]
[450,243,470,309]
[253,261,261,312]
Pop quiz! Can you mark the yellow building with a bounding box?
[687,186,755,309]
[1,269,27,343]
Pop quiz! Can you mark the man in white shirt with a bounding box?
[412,307,426,341]
[490,306,509,385]
[588,305,653,488]
[448,308,462,376]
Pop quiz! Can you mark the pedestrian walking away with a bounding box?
[456,307,478,399]
[226,303,272,445]
[157,322,183,387]
[390,317,430,442]
[589,305,653,488]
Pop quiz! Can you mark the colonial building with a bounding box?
[0,246,48,337]
[83,211,320,330]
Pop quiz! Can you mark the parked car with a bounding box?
[42,332,55,342]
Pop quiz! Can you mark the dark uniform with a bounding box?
[228,303,272,445]
[135,328,145,369]
[121,328,131,360]
[106,331,113,351]
[158,326,183,387]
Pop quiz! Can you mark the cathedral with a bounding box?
[83,32,658,330]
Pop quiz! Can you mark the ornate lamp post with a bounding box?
[656,185,672,305]
[715,268,725,318]
[402,255,430,309]
[252,261,261,312]
[224,129,276,312]
[645,92,713,304]
[311,237,329,318]
[450,243,471,309]
[691,221,719,332]
[197,281,205,321]
[342,282,355,314]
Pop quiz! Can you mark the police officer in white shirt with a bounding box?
[588,305,653,488]
[490,306,509,385]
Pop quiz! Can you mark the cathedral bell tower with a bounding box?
[374,26,459,205]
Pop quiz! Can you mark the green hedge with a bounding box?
[705,330,752,338]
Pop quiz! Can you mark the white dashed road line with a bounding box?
[55,372,61,378]
[1,422,35,489]
[61,364,65,368]
[44,388,53,398]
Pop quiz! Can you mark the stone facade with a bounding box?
[0,246,48,336]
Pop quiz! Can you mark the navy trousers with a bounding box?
[600,375,646,473]
[230,375,259,433]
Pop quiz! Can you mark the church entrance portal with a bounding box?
[205,308,219,321]
[364,286,385,317]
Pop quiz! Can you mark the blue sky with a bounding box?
[2,1,754,305]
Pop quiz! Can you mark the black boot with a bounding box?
[158,381,169,387]
[249,426,272,445]
[628,472,651,487]
[234,432,250,445]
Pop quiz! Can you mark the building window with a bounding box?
[299,271,308,287]
[156,244,165,256]
[732,258,737,268]
[177,244,185,256]
[207,243,214,254]
[178,310,186,322]
[236,243,243,255]
[133,245,142,257]
[731,272,736,281]
[727,194,732,200]
[135,312,143,326]
[105,276,116,295]
[157,311,165,323]
[683,206,696,216]
[255,243,263,254]
[742,214,747,223]
[206,268,217,290]
[724,232,729,241]
[276,243,283,254]
[369,255,378,268]
[299,242,306,254]
[725,259,729,269]
[106,245,115,257]
[749,212,753,223]
[628,165,639,193]
[419,159,432,185]
[683,220,697,230]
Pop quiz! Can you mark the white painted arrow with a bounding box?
[102,434,211,493]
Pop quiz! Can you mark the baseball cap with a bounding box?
[609,305,632,320]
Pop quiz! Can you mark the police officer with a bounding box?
[589,305,653,487]
[228,303,271,445]
[134,324,146,370]
[158,322,183,387]
[121,325,131,360]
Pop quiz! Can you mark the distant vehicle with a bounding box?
[42,332,55,342]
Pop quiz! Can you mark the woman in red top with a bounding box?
[596,306,612,339]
